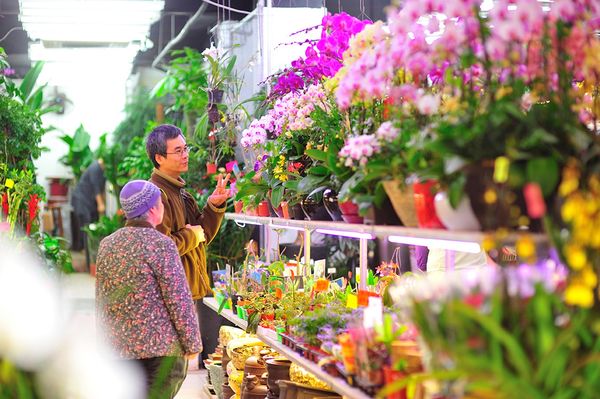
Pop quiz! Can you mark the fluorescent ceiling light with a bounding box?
[19,0,164,43]
[388,235,481,254]
[29,42,140,63]
[315,229,373,240]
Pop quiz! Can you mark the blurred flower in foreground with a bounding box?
[0,240,62,369]
[0,238,144,398]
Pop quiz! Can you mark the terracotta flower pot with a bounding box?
[413,180,445,229]
[234,200,244,214]
[382,180,420,227]
[257,201,270,217]
[206,162,217,175]
[49,179,69,196]
[281,201,291,219]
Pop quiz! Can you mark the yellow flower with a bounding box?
[516,235,535,260]
[565,244,587,270]
[561,195,581,222]
[482,235,496,252]
[324,76,339,93]
[4,179,14,189]
[564,283,594,308]
[495,86,513,100]
[581,267,598,288]
[484,188,497,204]
[559,178,579,197]
[441,96,461,114]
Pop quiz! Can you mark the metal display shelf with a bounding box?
[202,299,372,398]
[203,297,248,330]
[225,212,548,281]
[224,213,548,247]
[256,327,372,399]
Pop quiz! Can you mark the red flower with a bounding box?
[26,194,40,236]
[382,96,395,120]
[464,292,485,309]
[287,162,303,173]
[1,192,8,218]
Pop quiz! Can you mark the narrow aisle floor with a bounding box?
[63,273,207,399]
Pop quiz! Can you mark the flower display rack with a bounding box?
[203,297,370,399]
[256,327,372,399]
[203,296,248,330]
[225,212,549,281]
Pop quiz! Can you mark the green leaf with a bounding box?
[225,55,237,76]
[72,124,91,152]
[448,174,466,209]
[194,112,209,140]
[526,157,559,197]
[297,174,327,194]
[455,302,532,380]
[308,165,329,176]
[305,149,328,163]
[27,85,45,110]
[19,60,44,101]
[271,186,284,208]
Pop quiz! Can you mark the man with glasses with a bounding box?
[146,124,230,367]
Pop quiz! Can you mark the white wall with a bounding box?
[32,48,134,192]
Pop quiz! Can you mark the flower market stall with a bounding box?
[202,1,600,399]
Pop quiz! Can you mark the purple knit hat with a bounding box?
[119,180,161,219]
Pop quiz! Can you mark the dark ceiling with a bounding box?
[0,0,390,77]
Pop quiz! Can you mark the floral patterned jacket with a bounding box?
[95,220,201,359]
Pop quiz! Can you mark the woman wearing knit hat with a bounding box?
[95,180,201,399]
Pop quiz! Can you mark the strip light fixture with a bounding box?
[387,235,481,253]
[315,229,373,240]
[19,0,164,43]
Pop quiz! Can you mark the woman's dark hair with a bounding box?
[146,124,183,168]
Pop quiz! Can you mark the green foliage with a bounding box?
[406,282,600,399]
[0,358,39,399]
[0,94,44,170]
[117,136,154,185]
[0,51,55,171]
[33,232,74,274]
[151,47,209,117]
[1,164,46,236]
[83,213,125,251]
[59,124,93,181]
[287,302,352,346]
[234,171,270,206]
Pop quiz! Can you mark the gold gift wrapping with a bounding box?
[219,326,247,347]
[226,359,238,377]
[289,363,331,390]
[226,337,268,370]
[228,369,244,395]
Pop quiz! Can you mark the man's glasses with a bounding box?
[165,145,191,157]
